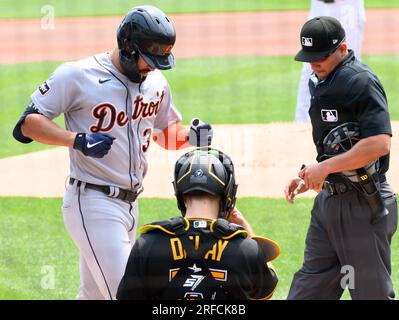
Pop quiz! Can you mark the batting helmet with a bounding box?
[117,5,176,82]
[173,148,238,219]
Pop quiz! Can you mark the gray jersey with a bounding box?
[31,52,181,190]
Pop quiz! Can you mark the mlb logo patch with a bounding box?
[193,220,207,229]
[38,81,50,95]
[302,37,313,47]
[321,109,338,122]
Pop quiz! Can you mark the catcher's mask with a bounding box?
[318,122,361,161]
[117,5,176,82]
[318,122,378,180]
[173,147,238,220]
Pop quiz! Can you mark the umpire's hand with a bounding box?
[284,177,308,204]
[73,132,115,158]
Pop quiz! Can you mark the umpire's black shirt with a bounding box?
[309,49,392,175]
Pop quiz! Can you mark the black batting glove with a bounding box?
[73,133,116,158]
[188,118,213,147]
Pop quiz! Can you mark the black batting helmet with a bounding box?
[117,5,176,70]
[173,148,238,219]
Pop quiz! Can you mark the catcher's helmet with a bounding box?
[173,148,238,219]
[319,122,378,180]
[117,5,176,70]
[319,122,360,161]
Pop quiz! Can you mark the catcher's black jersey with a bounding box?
[116,216,278,300]
[309,49,392,175]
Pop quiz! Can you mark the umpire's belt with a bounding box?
[323,181,354,196]
[69,178,142,203]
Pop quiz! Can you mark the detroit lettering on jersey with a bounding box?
[90,90,165,133]
[28,52,182,189]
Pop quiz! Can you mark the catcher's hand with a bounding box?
[228,207,254,236]
[73,132,115,158]
[188,118,213,147]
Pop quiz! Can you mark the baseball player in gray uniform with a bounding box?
[12,5,213,300]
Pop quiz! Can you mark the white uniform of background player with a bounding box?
[295,0,366,122]
[13,6,213,300]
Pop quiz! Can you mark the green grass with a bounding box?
[1,196,398,300]
[363,56,399,116]
[1,56,300,158]
[0,0,398,18]
[167,56,301,124]
[2,55,399,158]
[0,62,64,158]
[0,196,78,299]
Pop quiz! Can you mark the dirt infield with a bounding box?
[1,9,399,64]
[1,122,399,198]
[1,9,398,197]
[2,123,319,198]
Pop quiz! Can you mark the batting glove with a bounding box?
[188,118,213,147]
[73,133,116,158]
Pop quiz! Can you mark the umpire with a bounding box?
[117,148,279,300]
[285,16,397,299]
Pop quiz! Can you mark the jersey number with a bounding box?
[142,128,152,152]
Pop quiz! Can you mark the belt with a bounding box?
[324,173,386,196]
[323,181,354,196]
[69,178,143,203]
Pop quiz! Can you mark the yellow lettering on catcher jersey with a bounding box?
[171,237,228,261]
[170,238,185,260]
[188,235,200,250]
[204,240,229,261]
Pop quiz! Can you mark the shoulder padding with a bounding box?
[211,218,248,240]
[139,216,189,236]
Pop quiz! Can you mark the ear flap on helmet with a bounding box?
[219,151,238,219]
[172,151,194,216]
[206,148,237,219]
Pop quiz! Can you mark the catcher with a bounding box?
[117,147,279,300]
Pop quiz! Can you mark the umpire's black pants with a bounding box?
[288,181,397,300]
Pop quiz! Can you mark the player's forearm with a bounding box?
[228,208,255,236]
[21,114,77,148]
[234,216,254,236]
[153,122,190,150]
[241,220,254,236]
[321,134,390,175]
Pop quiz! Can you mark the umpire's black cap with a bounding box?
[295,16,346,63]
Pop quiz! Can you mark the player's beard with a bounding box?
[119,50,143,83]
[139,68,152,77]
